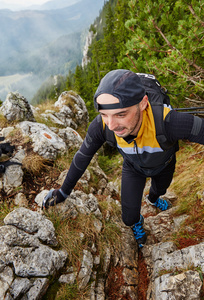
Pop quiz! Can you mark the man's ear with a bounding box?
[139,95,148,111]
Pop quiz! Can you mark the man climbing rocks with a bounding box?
[43,69,204,248]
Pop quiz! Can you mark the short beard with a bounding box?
[121,107,141,138]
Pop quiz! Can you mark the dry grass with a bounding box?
[35,99,57,114]
[8,128,29,145]
[46,196,122,268]
[170,141,204,247]
[0,114,9,128]
[47,209,99,266]
[33,99,63,128]
[55,283,90,300]
[22,153,49,175]
[0,202,16,226]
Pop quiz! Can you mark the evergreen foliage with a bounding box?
[122,0,204,107]
[32,0,204,118]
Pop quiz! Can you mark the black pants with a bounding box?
[121,156,176,226]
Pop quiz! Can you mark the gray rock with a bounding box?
[154,270,202,300]
[103,247,111,273]
[59,272,77,284]
[0,267,13,299]
[153,242,204,279]
[9,278,32,299]
[10,245,67,277]
[144,209,175,242]
[64,191,103,219]
[95,278,105,300]
[41,112,65,126]
[17,121,66,159]
[1,149,24,194]
[78,250,93,289]
[14,193,28,207]
[1,92,35,122]
[0,225,41,247]
[34,190,49,208]
[0,207,68,299]
[3,161,24,194]
[55,91,89,128]
[40,90,89,129]
[23,278,49,300]
[4,207,58,246]
[58,127,83,149]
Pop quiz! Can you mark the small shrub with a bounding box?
[22,154,48,175]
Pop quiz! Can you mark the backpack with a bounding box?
[104,73,204,151]
[104,73,175,150]
[0,137,22,173]
[136,73,175,150]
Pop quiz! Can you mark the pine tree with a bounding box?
[114,0,132,64]
[123,0,204,106]
[74,65,85,94]
[102,3,118,71]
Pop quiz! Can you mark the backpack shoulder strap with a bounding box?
[0,160,22,173]
[97,114,117,148]
[136,73,175,150]
[104,124,117,148]
[150,103,176,150]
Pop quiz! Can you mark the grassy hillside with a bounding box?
[0,101,203,298]
[170,142,204,248]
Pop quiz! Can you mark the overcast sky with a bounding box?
[1,0,80,9]
[5,0,48,5]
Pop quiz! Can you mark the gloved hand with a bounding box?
[42,188,67,209]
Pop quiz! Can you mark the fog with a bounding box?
[0,0,104,102]
[0,0,81,11]
[0,74,44,102]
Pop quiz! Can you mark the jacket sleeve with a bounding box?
[164,110,204,145]
[61,116,106,195]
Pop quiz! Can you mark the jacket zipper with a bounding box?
[134,140,143,166]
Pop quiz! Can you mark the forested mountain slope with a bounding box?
[32,0,204,120]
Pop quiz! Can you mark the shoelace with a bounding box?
[155,198,168,211]
[132,222,146,239]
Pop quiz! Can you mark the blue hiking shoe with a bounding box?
[132,215,147,248]
[146,195,172,211]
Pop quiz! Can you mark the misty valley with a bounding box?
[0,0,104,102]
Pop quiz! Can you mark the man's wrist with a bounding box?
[59,188,68,199]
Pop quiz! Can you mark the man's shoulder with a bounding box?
[87,115,106,141]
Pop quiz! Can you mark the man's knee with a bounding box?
[122,206,140,226]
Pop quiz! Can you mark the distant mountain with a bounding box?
[38,0,81,10]
[0,0,81,11]
[0,0,104,101]
[0,0,104,63]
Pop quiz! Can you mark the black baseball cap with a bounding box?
[94,69,146,110]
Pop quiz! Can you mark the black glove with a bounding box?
[42,189,67,209]
[0,143,15,156]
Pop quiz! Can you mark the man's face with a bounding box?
[97,94,144,138]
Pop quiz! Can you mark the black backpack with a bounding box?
[104,73,204,150]
[104,73,175,150]
[0,137,22,173]
[137,73,175,150]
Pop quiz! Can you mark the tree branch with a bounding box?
[126,53,138,70]
[188,4,204,27]
[167,68,204,91]
[152,19,204,72]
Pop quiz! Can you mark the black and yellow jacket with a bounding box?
[103,102,179,176]
[61,108,204,195]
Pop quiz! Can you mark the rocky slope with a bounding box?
[0,91,203,299]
